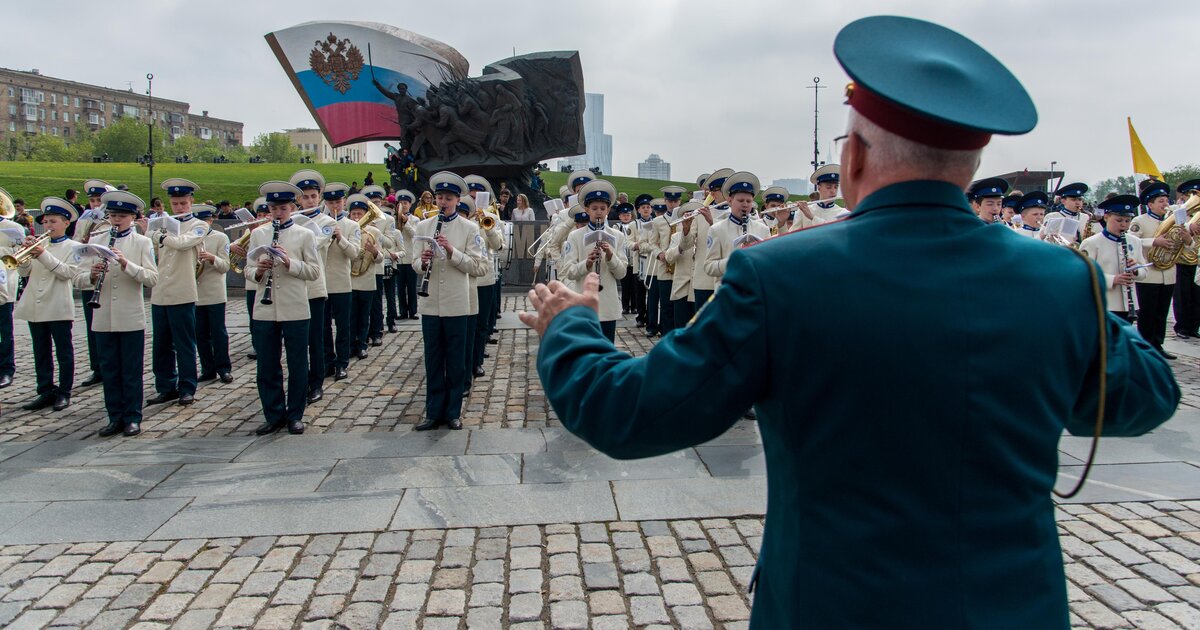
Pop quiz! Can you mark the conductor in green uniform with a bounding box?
[520,16,1180,629]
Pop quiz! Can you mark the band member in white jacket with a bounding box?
[559,179,628,342]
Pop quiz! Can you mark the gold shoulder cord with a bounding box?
[1053,248,1108,499]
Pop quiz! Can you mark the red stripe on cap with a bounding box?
[848,82,991,150]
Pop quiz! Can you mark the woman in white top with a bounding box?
[511,194,536,221]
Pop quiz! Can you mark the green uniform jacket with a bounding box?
[537,180,1180,629]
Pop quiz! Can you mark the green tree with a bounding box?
[250,132,303,163]
[1164,164,1200,193]
[91,117,155,161]
[27,134,72,162]
[1091,175,1136,201]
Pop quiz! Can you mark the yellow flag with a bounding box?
[1128,117,1163,181]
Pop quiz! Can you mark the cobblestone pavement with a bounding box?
[0,293,1198,628]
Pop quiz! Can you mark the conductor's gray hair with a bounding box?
[847,110,983,180]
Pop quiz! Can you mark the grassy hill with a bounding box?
[0,162,705,207]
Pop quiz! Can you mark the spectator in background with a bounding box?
[383,182,393,196]
[401,162,418,192]
[148,197,165,218]
[65,189,82,213]
[364,171,375,186]
[350,181,360,195]
[498,190,515,220]
[242,201,253,212]
[511,194,535,221]
[217,201,235,220]
[12,199,34,231]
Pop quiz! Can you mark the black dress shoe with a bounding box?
[335,367,348,380]
[388,324,398,333]
[247,352,257,360]
[370,337,382,347]
[21,394,53,411]
[219,372,234,384]
[447,418,463,430]
[473,366,486,378]
[307,388,323,404]
[483,352,490,358]
[356,349,369,359]
[52,394,70,411]
[409,315,419,320]
[98,422,123,438]
[123,422,141,437]
[80,372,103,387]
[487,337,498,345]
[255,421,282,436]
[0,374,12,388]
[146,391,180,406]
[325,365,336,377]
[198,372,217,382]
[178,393,195,406]
[414,418,440,431]
[1159,347,1177,360]
[287,419,305,434]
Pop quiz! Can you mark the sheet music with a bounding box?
[0,228,26,245]
[148,214,181,236]
[247,245,285,261]
[414,235,447,259]
[72,243,119,260]
[733,233,763,248]
[474,192,491,210]
[234,208,256,223]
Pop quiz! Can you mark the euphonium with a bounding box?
[228,230,254,274]
[350,203,385,277]
[1146,209,1190,270]
[2,233,52,269]
[1175,193,1200,266]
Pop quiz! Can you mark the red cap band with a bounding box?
[847,82,991,151]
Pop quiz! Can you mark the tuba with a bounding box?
[350,203,384,277]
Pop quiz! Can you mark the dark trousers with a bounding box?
[473,284,496,370]
[253,319,309,426]
[491,276,502,334]
[621,267,638,312]
[422,315,468,422]
[324,292,352,370]
[80,290,100,374]
[600,320,616,343]
[350,290,374,353]
[246,290,257,353]
[1174,264,1200,335]
[151,303,198,396]
[0,302,13,377]
[659,279,676,333]
[673,298,695,329]
[646,277,664,333]
[196,303,232,375]
[306,298,327,393]
[370,276,385,339]
[384,270,399,326]
[29,320,72,396]
[1114,310,1136,324]
[693,289,714,308]
[398,265,418,317]
[635,273,648,323]
[97,330,144,426]
[464,314,477,382]
[1135,282,1175,348]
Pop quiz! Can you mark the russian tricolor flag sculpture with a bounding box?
[265,21,469,147]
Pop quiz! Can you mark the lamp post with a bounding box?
[145,74,155,193]
[1049,161,1056,194]
[807,77,826,172]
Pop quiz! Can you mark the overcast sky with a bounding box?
[9,0,1197,188]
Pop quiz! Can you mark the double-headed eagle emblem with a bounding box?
[309,33,364,94]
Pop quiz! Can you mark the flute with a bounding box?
[87,226,119,309]
[259,219,280,305]
[417,214,444,298]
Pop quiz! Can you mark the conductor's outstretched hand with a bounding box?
[519,273,601,338]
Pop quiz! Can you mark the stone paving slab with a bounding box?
[1055,462,1200,504]
[0,439,121,468]
[233,431,471,463]
[0,442,36,464]
[466,427,548,454]
[150,491,403,540]
[391,482,617,529]
[0,463,179,502]
[522,448,710,484]
[696,445,767,478]
[615,478,768,521]
[318,455,523,492]
[0,497,190,544]
[88,436,255,467]
[1059,410,1200,465]
[145,459,338,498]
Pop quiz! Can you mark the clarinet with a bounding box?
[259,219,280,305]
[1120,234,1137,322]
[417,214,444,297]
[87,226,119,309]
[591,223,605,292]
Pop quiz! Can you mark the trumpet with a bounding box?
[476,212,497,231]
[2,233,52,269]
